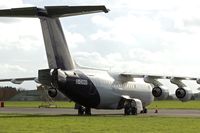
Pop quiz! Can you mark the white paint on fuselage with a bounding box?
[79,68,154,109]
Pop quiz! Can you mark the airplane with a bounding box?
[0,5,199,115]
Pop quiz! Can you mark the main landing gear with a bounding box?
[124,105,148,115]
[76,104,91,116]
[142,107,148,114]
[124,101,137,115]
[124,99,148,115]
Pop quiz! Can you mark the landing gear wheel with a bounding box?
[78,105,85,115]
[124,101,137,115]
[85,108,91,116]
[143,108,147,114]
[131,107,137,115]
[77,105,91,115]
[124,105,131,115]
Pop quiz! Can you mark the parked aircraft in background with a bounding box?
[0,5,199,115]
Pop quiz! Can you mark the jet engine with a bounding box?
[152,86,169,100]
[48,87,58,98]
[175,87,193,102]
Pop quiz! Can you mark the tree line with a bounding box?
[0,86,18,101]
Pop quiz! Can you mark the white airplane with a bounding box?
[0,5,199,115]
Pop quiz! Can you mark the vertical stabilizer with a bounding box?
[40,17,74,70]
[0,6,109,70]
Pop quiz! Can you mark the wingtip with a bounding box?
[106,8,110,13]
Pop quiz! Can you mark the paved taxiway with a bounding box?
[1,107,200,117]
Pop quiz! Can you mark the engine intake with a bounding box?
[175,87,192,102]
[152,86,169,100]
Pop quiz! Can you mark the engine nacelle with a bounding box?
[152,86,169,100]
[175,87,193,102]
[48,87,58,98]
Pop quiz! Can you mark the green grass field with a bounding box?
[148,100,200,109]
[1,101,200,133]
[2,101,74,108]
[0,114,200,133]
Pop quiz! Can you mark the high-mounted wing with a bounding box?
[119,73,200,102]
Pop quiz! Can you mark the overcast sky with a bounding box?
[1,0,200,93]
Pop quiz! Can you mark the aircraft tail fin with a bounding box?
[0,6,109,70]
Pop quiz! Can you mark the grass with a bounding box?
[1,101,200,132]
[147,100,200,110]
[0,114,200,133]
[2,101,74,108]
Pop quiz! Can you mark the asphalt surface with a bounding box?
[1,107,200,117]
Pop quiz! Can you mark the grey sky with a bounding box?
[1,0,200,93]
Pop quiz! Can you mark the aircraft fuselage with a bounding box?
[56,68,154,109]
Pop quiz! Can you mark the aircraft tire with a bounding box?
[124,104,132,115]
[85,107,91,116]
[124,107,129,115]
[131,107,137,115]
[143,108,147,113]
[78,106,85,115]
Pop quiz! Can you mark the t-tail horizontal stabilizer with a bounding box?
[0,5,109,18]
